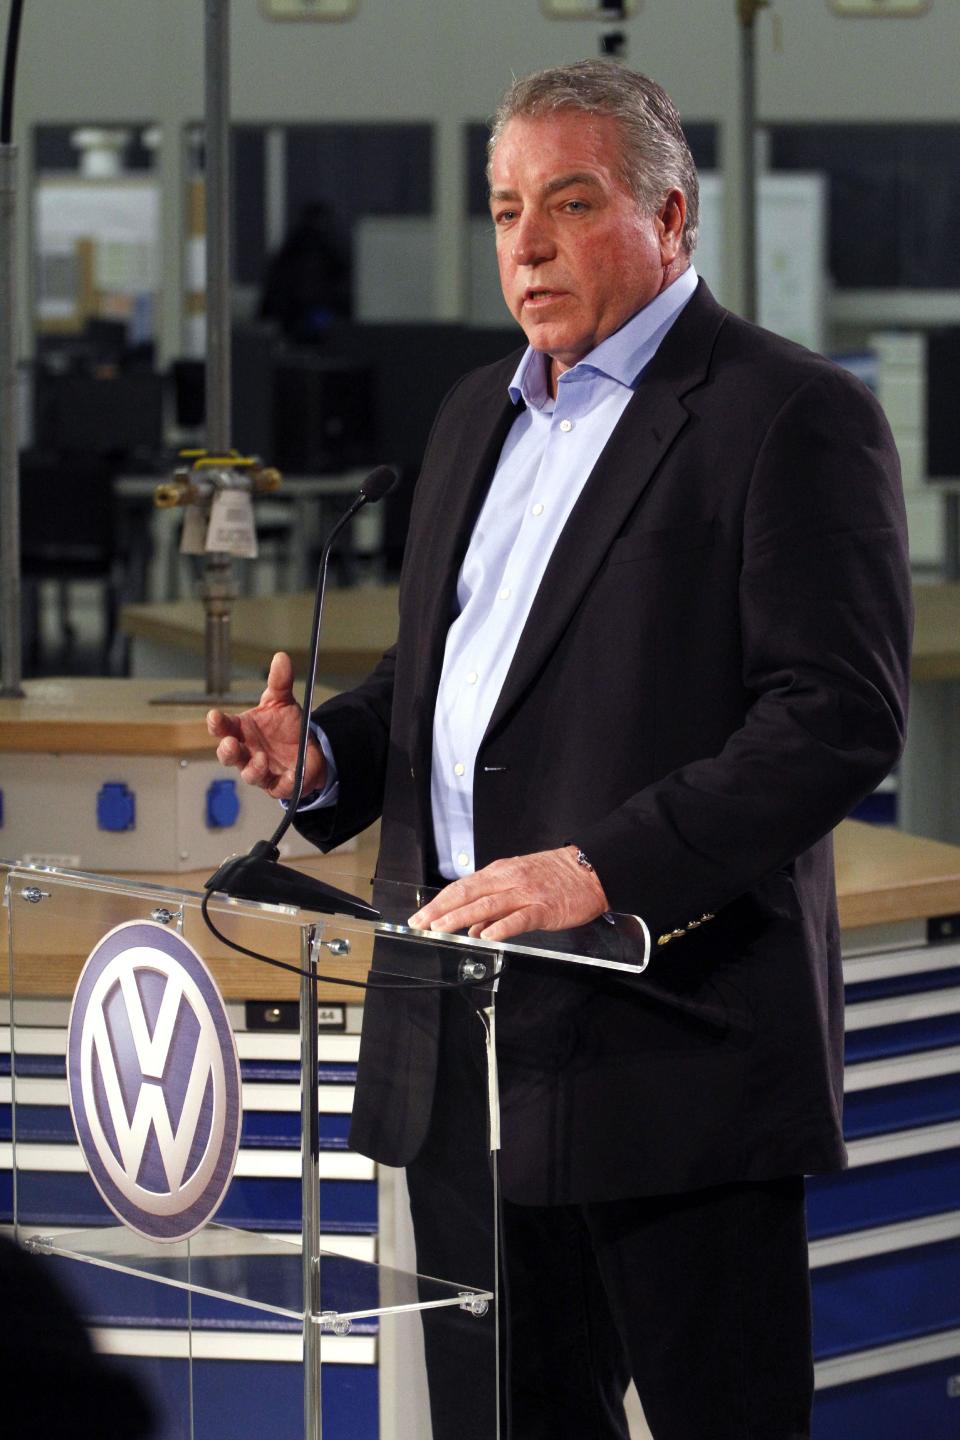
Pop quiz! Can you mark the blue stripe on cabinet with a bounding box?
[812,1240,960,1359]
[220,1178,376,1231]
[0,1106,353,1149]
[845,1014,960,1064]
[812,1354,960,1440]
[239,1061,357,1084]
[241,1112,352,1148]
[5,1172,377,1232]
[846,966,960,1004]
[0,1055,357,1085]
[843,1074,960,1140]
[807,1148,960,1239]
[0,1054,63,1078]
[113,1357,378,1440]
[197,1360,377,1440]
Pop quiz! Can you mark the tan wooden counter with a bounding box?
[834,819,960,930]
[0,676,339,755]
[120,585,399,679]
[0,677,260,755]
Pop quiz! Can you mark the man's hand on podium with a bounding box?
[408,845,610,943]
[207,651,327,802]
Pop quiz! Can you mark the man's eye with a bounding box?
[564,200,587,213]
[494,209,518,225]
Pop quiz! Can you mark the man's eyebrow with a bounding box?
[488,171,603,204]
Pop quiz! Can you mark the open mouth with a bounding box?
[523,288,564,307]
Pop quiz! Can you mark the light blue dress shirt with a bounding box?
[303,267,698,881]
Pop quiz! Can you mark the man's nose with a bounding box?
[511,211,555,267]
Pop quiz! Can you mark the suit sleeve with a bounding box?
[571,368,913,931]
[290,644,397,853]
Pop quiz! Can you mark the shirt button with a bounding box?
[457,852,470,868]
[498,586,511,601]
[466,671,478,684]
[532,503,544,516]
[559,418,573,433]
[454,762,465,777]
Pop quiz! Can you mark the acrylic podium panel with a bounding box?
[3,862,649,1440]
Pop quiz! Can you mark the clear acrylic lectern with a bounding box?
[2,860,649,1439]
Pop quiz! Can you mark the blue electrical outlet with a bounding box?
[96,782,136,832]
[206,778,240,829]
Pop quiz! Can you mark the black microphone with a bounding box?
[205,464,400,920]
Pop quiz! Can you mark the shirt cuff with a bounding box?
[280,723,340,811]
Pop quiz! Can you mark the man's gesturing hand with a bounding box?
[407,846,609,943]
[206,651,326,801]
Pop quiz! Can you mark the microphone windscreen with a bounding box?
[359,464,401,504]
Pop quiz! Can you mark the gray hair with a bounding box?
[487,60,699,255]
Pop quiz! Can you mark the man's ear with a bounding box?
[657,188,686,262]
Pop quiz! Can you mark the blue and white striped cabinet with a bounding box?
[0,1002,377,1439]
[811,919,960,1437]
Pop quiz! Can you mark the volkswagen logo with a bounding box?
[67,920,242,1243]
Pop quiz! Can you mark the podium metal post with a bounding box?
[301,923,322,1440]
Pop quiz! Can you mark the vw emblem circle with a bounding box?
[67,920,242,1242]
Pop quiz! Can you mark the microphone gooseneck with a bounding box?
[204,464,399,920]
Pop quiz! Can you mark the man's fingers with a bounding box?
[216,735,249,769]
[207,708,242,741]
[410,883,537,937]
[408,878,480,930]
[258,768,296,800]
[418,896,503,934]
[473,906,543,942]
[262,651,296,704]
[409,862,516,929]
[239,751,277,791]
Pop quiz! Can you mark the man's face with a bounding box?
[489,110,686,391]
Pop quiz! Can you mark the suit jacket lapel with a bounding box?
[485,280,727,741]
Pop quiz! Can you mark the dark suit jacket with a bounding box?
[296,281,912,1206]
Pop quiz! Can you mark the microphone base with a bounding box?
[205,842,380,921]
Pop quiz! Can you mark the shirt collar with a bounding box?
[508,264,698,407]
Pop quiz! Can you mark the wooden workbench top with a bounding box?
[122,580,959,685]
[911,582,960,682]
[834,819,960,930]
[0,677,334,755]
[121,585,399,678]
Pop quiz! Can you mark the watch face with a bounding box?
[262,0,358,18]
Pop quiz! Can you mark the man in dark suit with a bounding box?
[210,61,911,1440]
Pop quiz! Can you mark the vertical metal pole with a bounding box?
[204,0,231,454]
[202,0,235,696]
[737,1,762,324]
[301,925,322,1440]
[0,143,25,697]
